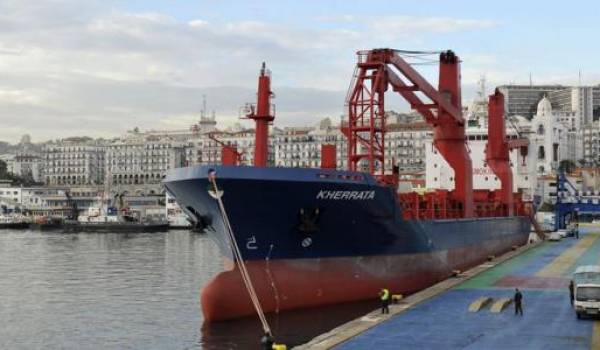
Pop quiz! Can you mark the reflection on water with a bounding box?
[0,230,377,349]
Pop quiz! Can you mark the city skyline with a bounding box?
[1,0,599,143]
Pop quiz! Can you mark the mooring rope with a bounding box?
[209,175,272,336]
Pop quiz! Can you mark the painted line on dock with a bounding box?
[536,233,600,278]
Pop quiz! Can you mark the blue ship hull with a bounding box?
[163,165,531,321]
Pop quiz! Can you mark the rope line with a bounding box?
[209,176,272,335]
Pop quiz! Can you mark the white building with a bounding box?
[274,118,346,169]
[525,96,572,175]
[185,125,270,166]
[0,154,15,174]
[42,138,106,186]
[13,152,43,182]
[106,133,186,185]
[385,121,431,173]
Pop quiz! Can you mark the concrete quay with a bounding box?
[296,226,600,350]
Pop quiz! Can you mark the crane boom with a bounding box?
[345,48,473,217]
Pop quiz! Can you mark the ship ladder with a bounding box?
[209,175,274,338]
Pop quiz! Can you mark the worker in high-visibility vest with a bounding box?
[379,288,390,314]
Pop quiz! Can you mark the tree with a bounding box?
[0,159,41,186]
[558,159,577,174]
[0,159,7,177]
[538,202,555,212]
[578,159,587,167]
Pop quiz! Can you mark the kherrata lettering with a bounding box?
[316,190,375,200]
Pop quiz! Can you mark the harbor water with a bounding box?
[0,230,376,349]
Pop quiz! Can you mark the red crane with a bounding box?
[245,62,275,167]
[346,49,473,217]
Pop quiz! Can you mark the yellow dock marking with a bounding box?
[592,321,600,350]
[537,233,600,278]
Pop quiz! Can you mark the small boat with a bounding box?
[0,214,30,229]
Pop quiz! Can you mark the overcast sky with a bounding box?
[0,0,598,143]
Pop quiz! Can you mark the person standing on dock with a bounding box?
[514,288,523,316]
[569,280,575,305]
[379,288,390,314]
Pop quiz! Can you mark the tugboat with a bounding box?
[164,50,537,322]
[63,186,168,233]
[63,205,169,233]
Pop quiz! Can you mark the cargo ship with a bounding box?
[163,49,536,322]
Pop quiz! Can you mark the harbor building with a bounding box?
[42,137,106,186]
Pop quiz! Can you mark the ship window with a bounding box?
[485,177,489,181]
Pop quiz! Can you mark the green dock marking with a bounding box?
[456,243,550,289]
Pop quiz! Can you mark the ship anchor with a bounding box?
[297,207,320,234]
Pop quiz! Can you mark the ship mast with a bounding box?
[245,62,275,167]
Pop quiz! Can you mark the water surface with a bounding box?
[0,230,375,349]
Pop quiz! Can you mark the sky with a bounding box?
[0,0,598,143]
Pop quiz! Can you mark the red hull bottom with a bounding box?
[201,235,527,322]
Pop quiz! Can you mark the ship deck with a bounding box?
[296,225,600,350]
